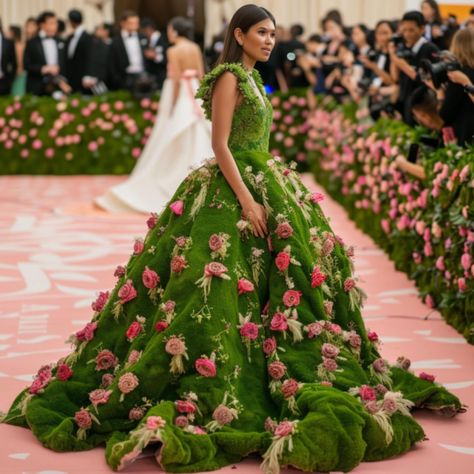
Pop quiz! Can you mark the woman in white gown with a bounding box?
[96,17,213,213]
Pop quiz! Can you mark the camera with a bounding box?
[390,35,414,62]
[407,135,440,163]
[131,73,157,99]
[369,96,396,117]
[365,50,379,62]
[357,76,373,93]
[419,51,461,88]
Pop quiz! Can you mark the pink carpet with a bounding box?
[0,174,472,474]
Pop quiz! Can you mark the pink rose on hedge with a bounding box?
[126,321,142,342]
[281,378,299,398]
[359,385,377,401]
[155,321,169,333]
[171,255,188,274]
[118,279,137,304]
[146,415,166,430]
[240,322,259,340]
[74,408,92,429]
[209,234,223,251]
[114,265,126,278]
[457,278,467,292]
[461,253,472,271]
[195,358,217,377]
[89,388,112,407]
[147,214,158,229]
[56,363,73,381]
[165,336,186,355]
[311,266,326,288]
[204,262,228,278]
[283,289,302,307]
[91,291,109,312]
[238,278,254,295]
[169,200,184,216]
[424,294,435,309]
[175,415,189,427]
[306,322,323,339]
[129,407,145,421]
[321,343,340,359]
[133,239,144,255]
[274,420,295,437]
[419,372,436,382]
[76,322,98,342]
[435,256,445,271]
[275,252,291,272]
[213,405,234,425]
[275,222,293,239]
[118,372,139,394]
[95,349,118,371]
[270,312,288,331]
[262,337,277,356]
[175,400,197,414]
[268,361,286,380]
[142,266,160,289]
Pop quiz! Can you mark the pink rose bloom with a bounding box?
[89,388,112,407]
[424,294,435,309]
[365,400,379,414]
[412,252,422,265]
[320,380,333,387]
[375,384,388,395]
[114,265,126,278]
[343,278,356,292]
[155,321,169,333]
[329,323,342,335]
[76,322,98,342]
[268,361,286,380]
[133,239,144,255]
[423,242,433,257]
[175,415,189,427]
[323,357,338,371]
[283,289,302,307]
[435,256,445,271]
[37,365,52,383]
[240,321,259,340]
[126,321,142,342]
[238,278,255,295]
[208,234,223,251]
[118,280,137,304]
[213,405,234,425]
[382,397,397,414]
[311,192,324,203]
[56,363,73,381]
[262,337,277,356]
[321,343,340,359]
[275,222,293,239]
[275,252,291,272]
[458,278,467,292]
[311,266,326,288]
[373,358,387,373]
[381,219,391,234]
[28,378,44,394]
[118,372,139,394]
[323,300,333,316]
[396,356,411,370]
[322,238,335,257]
[195,358,217,377]
[175,236,187,248]
[359,385,377,401]
[204,262,229,278]
[142,267,160,289]
[169,200,184,216]
[419,372,436,383]
[175,400,197,414]
[306,322,323,339]
[171,255,188,274]
[163,300,176,313]
[274,420,295,437]
[270,312,288,332]
[91,291,109,312]
[193,426,207,435]
[165,336,186,355]
[349,332,362,349]
[146,214,158,229]
[127,350,142,364]
[74,408,92,429]
[264,417,277,434]
[368,331,379,343]
[101,373,114,388]
[129,407,145,421]
[281,378,299,398]
[461,253,472,271]
[95,349,118,371]
[146,416,166,430]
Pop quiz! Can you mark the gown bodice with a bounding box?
[196,62,273,154]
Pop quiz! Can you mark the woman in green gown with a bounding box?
[2,5,464,473]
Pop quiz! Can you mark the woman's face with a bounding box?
[237,18,276,63]
[167,24,177,44]
[351,26,367,47]
[325,20,344,40]
[375,23,393,49]
[421,2,435,22]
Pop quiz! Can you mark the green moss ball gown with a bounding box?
[2,63,464,473]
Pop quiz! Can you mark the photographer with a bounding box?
[389,11,439,124]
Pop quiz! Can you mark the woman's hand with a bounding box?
[447,70,471,87]
[240,198,268,239]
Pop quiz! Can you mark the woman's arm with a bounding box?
[166,47,181,108]
[394,155,426,179]
[211,72,268,238]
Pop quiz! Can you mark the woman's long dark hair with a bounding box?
[217,4,275,65]
[422,0,442,24]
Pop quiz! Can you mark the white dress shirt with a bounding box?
[121,30,144,73]
[150,31,164,64]
[39,30,59,67]
[68,25,85,59]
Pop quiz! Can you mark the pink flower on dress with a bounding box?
[175,416,189,427]
[147,214,158,229]
[29,379,45,394]
[359,385,377,401]
[240,322,259,340]
[212,405,234,425]
[101,373,114,388]
[343,278,356,292]
[118,280,137,304]
[419,372,436,382]
[328,323,342,335]
[163,300,176,313]
[275,252,291,272]
[129,407,145,421]
[175,400,197,414]
[320,380,333,387]
[74,408,92,429]
[126,321,142,342]
[195,357,217,377]
[262,337,277,356]
[323,300,333,316]
[146,416,166,430]
[283,290,302,307]
[264,417,277,434]
[165,336,186,355]
[268,361,286,380]
[281,379,299,398]
[142,267,160,289]
[382,397,397,414]
[175,236,188,248]
[321,343,339,359]
[91,291,109,312]
[95,350,118,371]
[127,350,142,364]
[367,331,379,343]
[238,278,255,295]
[204,262,229,278]
[76,322,98,342]
[56,363,73,381]
[323,357,338,371]
[208,234,223,251]
[155,321,169,333]
[118,372,139,394]
[373,358,387,373]
[275,222,293,239]
[170,200,184,216]
[348,332,362,349]
[274,420,295,437]
[114,265,126,278]
[365,400,379,414]
[171,255,188,274]
[306,322,323,339]
[322,238,334,257]
[311,192,325,204]
[375,384,388,395]
[89,388,112,407]
[311,267,326,288]
[133,239,144,255]
[270,312,288,332]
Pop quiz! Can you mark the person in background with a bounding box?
[65,9,93,94]
[420,0,446,48]
[141,17,168,90]
[447,69,474,104]
[320,18,346,79]
[0,18,17,95]
[6,25,25,95]
[298,34,327,95]
[23,11,67,96]
[282,23,309,89]
[465,8,474,30]
[57,18,66,39]
[24,16,38,41]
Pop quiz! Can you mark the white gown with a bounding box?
[95,70,213,213]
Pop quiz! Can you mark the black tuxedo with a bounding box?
[65,29,93,93]
[0,34,17,95]
[146,32,168,90]
[24,35,66,95]
[108,33,148,90]
[88,37,111,86]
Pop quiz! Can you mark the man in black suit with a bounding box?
[65,9,93,94]
[0,19,18,95]
[141,17,167,90]
[108,10,149,91]
[24,11,67,95]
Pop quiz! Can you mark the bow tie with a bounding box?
[126,33,137,38]
[42,36,55,40]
